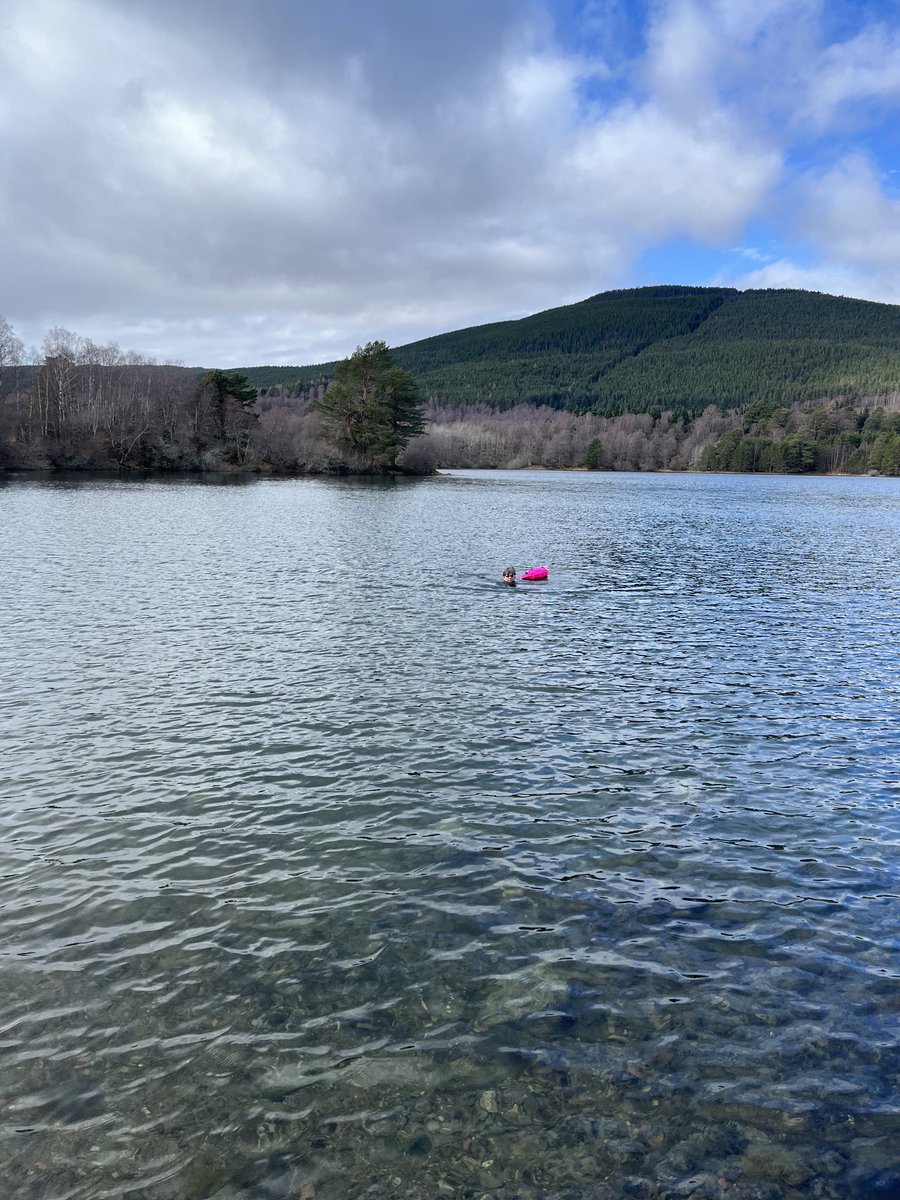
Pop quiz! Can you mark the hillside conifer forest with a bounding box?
[1,287,899,475]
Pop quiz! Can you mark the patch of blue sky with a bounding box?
[783,117,900,189]
[634,227,810,291]
[634,240,744,288]
[818,0,896,44]
[551,0,650,64]
[550,0,649,108]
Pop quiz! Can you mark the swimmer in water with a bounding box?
[502,566,517,587]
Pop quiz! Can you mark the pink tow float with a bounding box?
[520,566,549,581]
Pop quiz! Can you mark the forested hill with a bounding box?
[243,286,900,416]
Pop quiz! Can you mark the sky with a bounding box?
[2,0,900,367]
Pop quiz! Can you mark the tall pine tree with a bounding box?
[315,341,424,470]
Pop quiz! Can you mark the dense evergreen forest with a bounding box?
[243,286,900,419]
[1,287,899,475]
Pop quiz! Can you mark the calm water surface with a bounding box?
[1,470,898,1200]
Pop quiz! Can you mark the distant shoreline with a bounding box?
[2,463,892,482]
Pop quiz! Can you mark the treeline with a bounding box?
[255,387,900,475]
[399,402,738,472]
[240,386,735,474]
[405,400,900,475]
[0,323,422,475]
[0,324,261,472]
[699,399,900,475]
[2,310,899,476]
[238,287,900,418]
[404,288,900,415]
[241,287,737,410]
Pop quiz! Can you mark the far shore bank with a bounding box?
[3,463,894,482]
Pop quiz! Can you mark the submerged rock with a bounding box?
[741,1141,815,1187]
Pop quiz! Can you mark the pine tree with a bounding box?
[315,341,424,470]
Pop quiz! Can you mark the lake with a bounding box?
[1,469,898,1200]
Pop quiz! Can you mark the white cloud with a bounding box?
[642,0,820,124]
[800,155,900,269]
[642,0,723,116]
[733,246,774,263]
[803,22,900,127]
[1,0,899,364]
[726,258,900,306]
[569,102,780,241]
[723,155,900,304]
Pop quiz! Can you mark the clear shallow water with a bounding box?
[0,468,898,1200]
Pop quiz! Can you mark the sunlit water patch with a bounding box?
[1,470,898,1200]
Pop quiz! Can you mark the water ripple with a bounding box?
[0,470,898,1199]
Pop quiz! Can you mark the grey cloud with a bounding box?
[1,0,627,361]
[1,0,859,367]
[117,0,536,139]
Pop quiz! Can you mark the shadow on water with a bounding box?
[0,468,260,489]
